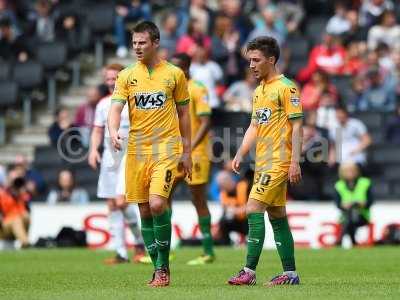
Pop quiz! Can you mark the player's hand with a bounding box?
[180,152,192,181]
[289,162,302,185]
[110,132,123,151]
[88,150,101,170]
[232,153,242,174]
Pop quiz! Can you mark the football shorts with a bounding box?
[249,169,288,206]
[176,155,210,185]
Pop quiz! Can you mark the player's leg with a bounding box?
[187,183,215,265]
[4,217,30,248]
[138,202,158,269]
[105,198,129,264]
[265,205,299,286]
[228,198,266,285]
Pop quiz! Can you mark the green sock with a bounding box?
[270,217,296,271]
[166,207,172,220]
[140,217,158,268]
[199,215,214,256]
[245,213,265,271]
[153,211,171,269]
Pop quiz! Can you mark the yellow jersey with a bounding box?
[251,74,303,172]
[111,60,190,155]
[188,79,211,157]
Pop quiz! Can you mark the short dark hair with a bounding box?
[335,104,348,114]
[171,53,191,70]
[132,21,160,42]
[246,36,280,64]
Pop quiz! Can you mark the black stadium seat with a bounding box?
[36,42,67,112]
[0,81,18,144]
[13,60,44,127]
[0,60,11,81]
[352,111,383,130]
[305,16,329,45]
[371,179,390,199]
[383,164,400,181]
[371,145,400,164]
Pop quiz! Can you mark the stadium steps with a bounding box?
[0,145,35,164]
[11,131,50,146]
[59,95,87,108]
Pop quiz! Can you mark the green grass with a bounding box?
[1,247,399,300]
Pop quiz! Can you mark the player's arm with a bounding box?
[107,102,125,151]
[88,126,104,169]
[192,115,210,151]
[289,118,303,184]
[232,119,258,174]
[177,103,192,180]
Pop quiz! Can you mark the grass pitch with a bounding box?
[1,247,399,300]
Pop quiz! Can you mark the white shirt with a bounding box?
[190,61,223,108]
[329,118,368,164]
[93,95,130,149]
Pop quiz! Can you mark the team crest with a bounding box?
[290,97,300,107]
[255,108,272,124]
[163,78,172,88]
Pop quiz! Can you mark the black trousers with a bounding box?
[219,217,248,245]
[339,207,368,245]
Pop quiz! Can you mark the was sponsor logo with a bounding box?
[134,91,167,109]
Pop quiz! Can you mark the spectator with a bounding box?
[74,85,103,147]
[0,164,5,187]
[14,154,46,197]
[218,0,253,45]
[300,69,338,111]
[246,6,285,47]
[0,17,30,62]
[334,162,373,246]
[211,13,242,85]
[347,74,367,112]
[46,169,89,205]
[358,66,397,112]
[0,0,20,35]
[114,0,151,58]
[326,1,351,36]
[367,10,400,50]
[328,106,372,166]
[0,166,31,248]
[190,44,223,108]
[189,0,214,35]
[27,0,56,43]
[223,69,257,112]
[342,9,368,45]
[48,107,79,147]
[216,169,251,245]
[176,17,211,57]
[376,42,395,72]
[342,41,367,76]
[359,0,394,28]
[276,0,304,35]
[385,101,400,144]
[289,111,328,200]
[297,33,346,83]
[159,11,180,59]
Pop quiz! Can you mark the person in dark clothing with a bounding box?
[334,162,373,247]
[385,101,400,144]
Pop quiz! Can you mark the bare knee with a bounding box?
[266,206,286,220]
[246,198,266,215]
[149,195,167,216]
[138,203,152,219]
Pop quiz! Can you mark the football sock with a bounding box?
[123,205,144,246]
[153,211,171,269]
[245,213,265,271]
[166,207,172,220]
[270,217,296,271]
[109,210,128,259]
[141,216,158,268]
[199,215,214,256]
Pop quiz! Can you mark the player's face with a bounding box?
[104,69,118,92]
[247,49,274,80]
[132,31,159,63]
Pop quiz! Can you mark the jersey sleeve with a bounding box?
[251,90,258,121]
[283,84,303,120]
[194,86,211,116]
[174,69,190,106]
[111,70,129,104]
[93,100,105,127]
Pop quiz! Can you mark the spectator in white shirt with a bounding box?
[326,1,351,36]
[367,10,400,50]
[190,44,223,108]
[328,106,372,166]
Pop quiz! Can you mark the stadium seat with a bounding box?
[0,60,11,82]
[370,145,400,164]
[371,179,390,199]
[84,3,115,68]
[370,129,384,145]
[0,81,18,144]
[286,33,309,61]
[287,59,308,79]
[305,16,329,45]
[383,164,400,181]
[352,111,383,130]
[12,60,44,127]
[330,75,353,102]
[36,42,67,112]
